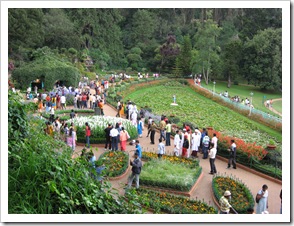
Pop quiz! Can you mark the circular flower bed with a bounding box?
[68,116,138,144]
[96,151,129,178]
[212,175,254,214]
[125,188,217,214]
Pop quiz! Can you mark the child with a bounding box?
[158,138,165,158]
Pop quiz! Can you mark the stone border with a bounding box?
[216,155,282,185]
[139,172,203,197]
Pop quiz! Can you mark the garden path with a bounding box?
[263,98,282,117]
[71,104,282,214]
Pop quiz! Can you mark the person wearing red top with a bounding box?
[85,122,91,148]
[82,93,87,109]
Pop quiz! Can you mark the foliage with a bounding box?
[192,19,222,85]
[8,94,143,214]
[212,175,254,214]
[242,28,282,90]
[124,84,281,148]
[140,158,202,192]
[96,151,129,177]
[68,116,138,144]
[176,35,192,76]
[142,151,199,167]
[11,54,80,89]
[125,188,218,214]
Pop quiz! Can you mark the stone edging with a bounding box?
[216,155,282,185]
[139,172,203,197]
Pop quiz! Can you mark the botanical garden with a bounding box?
[5,5,288,222]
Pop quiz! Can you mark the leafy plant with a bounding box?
[140,158,202,192]
[212,175,254,214]
[96,151,129,177]
[125,188,217,214]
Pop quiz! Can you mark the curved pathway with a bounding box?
[71,103,282,214]
[264,98,282,117]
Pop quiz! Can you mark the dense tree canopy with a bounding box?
[8,8,282,90]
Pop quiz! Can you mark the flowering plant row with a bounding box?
[125,188,217,214]
[67,116,138,143]
[141,151,199,168]
[96,151,129,178]
[212,175,254,214]
[207,129,268,161]
[140,158,202,192]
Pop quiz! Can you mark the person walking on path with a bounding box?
[110,124,119,151]
[202,132,210,159]
[134,140,142,159]
[227,139,237,169]
[173,130,181,156]
[208,143,217,174]
[127,152,142,189]
[158,138,165,158]
[149,121,157,145]
[211,133,218,149]
[256,184,269,214]
[182,135,189,158]
[104,124,112,151]
[159,116,166,141]
[85,122,91,148]
[137,118,143,138]
[165,120,171,146]
[146,117,152,137]
[120,127,130,151]
[219,190,235,214]
[60,95,66,110]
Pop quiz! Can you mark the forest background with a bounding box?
[8,8,282,91]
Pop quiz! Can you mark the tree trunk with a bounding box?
[227,74,231,88]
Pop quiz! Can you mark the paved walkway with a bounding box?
[71,104,282,214]
[264,98,282,117]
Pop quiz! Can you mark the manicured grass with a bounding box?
[200,81,282,117]
[125,84,282,145]
[140,158,202,192]
[272,100,282,114]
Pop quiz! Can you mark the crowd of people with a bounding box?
[39,76,280,214]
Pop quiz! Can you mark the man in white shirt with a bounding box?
[173,130,181,156]
[60,95,66,109]
[209,143,217,174]
[211,133,218,149]
[110,126,119,151]
[227,139,237,169]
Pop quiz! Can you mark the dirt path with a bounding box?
[264,98,282,117]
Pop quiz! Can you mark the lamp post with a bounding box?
[213,81,216,96]
[249,92,254,116]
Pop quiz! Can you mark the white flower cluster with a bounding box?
[68,116,135,130]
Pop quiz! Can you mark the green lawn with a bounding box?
[125,84,282,146]
[272,100,282,114]
[200,81,282,117]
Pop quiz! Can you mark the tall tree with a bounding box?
[8,9,44,53]
[177,35,192,76]
[192,19,222,84]
[242,28,282,90]
[222,37,242,87]
[43,9,80,49]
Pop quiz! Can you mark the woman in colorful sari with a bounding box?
[120,127,130,151]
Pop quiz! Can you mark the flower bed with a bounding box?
[95,151,129,178]
[68,116,138,144]
[142,151,200,167]
[125,188,217,214]
[212,175,254,214]
[140,158,202,192]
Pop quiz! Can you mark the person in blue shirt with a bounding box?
[135,140,142,158]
